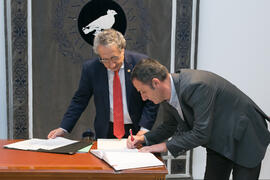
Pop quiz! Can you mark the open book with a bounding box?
[4,137,92,154]
[90,139,164,171]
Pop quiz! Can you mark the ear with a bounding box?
[152,78,160,89]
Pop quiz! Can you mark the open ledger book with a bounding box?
[90,139,164,171]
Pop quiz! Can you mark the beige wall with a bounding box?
[194,0,270,179]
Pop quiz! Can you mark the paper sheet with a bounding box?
[103,151,164,171]
[4,137,78,150]
[91,138,164,171]
[77,144,93,153]
[97,138,129,150]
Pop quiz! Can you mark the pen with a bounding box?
[129,129,134,141]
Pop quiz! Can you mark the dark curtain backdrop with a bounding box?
[31,0,193,139]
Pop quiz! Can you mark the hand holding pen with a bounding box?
[127,129,145,149]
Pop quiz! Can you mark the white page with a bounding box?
[97,138,129,150]
[35,137,77,150]
[4,137,77,150]
[90,147,138,159]
[92,138,164,171]
[103,151,164,171]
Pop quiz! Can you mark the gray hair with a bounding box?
[131,58,168,87]
[93,29,126,54]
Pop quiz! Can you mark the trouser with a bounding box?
[107,122,136,139]
[204,148,261,180]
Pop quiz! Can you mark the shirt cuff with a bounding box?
[60,127,68,133]
[143,135,149,145]
[140,127,150,132]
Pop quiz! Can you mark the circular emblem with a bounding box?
[53,0,150,64]
[77,0,127,45]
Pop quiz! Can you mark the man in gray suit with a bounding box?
[127,58,270,180]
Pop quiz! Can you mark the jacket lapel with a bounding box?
[171,73,193,129]
[124,55,134,109]
[99,63,110,113]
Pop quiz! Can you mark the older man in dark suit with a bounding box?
[48,29,158,139]
[127,58,270,180]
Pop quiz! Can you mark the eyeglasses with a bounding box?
[99,56,120,64]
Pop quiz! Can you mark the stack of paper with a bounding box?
[90,139,164,171]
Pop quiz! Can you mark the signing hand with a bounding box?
[127,135,145,149]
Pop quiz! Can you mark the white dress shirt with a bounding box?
[107,64,133,124]
[168,75,184,121]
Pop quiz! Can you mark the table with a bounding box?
[0,140,167,180]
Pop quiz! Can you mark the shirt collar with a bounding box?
[168,74,177,104]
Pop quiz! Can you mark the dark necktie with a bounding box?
[113,71,125,139]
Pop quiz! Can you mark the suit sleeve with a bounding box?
[144,102,179,144]
[60,63,93,132]
[138,100,159,130]
[166,83,217,157]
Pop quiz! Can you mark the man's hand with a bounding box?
[47,128,65,139]
[127,135,145,149]
[136,129,148,136]
[139,142,167,153]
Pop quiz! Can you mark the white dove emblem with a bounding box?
[82,9,117,36]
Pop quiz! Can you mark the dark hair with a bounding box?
[131,58,168,87]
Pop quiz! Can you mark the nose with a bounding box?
[108,61,116,69]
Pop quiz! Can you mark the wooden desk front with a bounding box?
[0,140,167,180]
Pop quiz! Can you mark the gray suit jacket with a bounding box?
[145,69,270,168]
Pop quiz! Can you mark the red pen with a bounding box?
[129,129,134,141]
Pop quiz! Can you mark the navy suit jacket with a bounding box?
[60,51,158,138]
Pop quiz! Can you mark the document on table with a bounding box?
[90,138,164,171]
[4,137,78,151]
[97,138,130,150]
